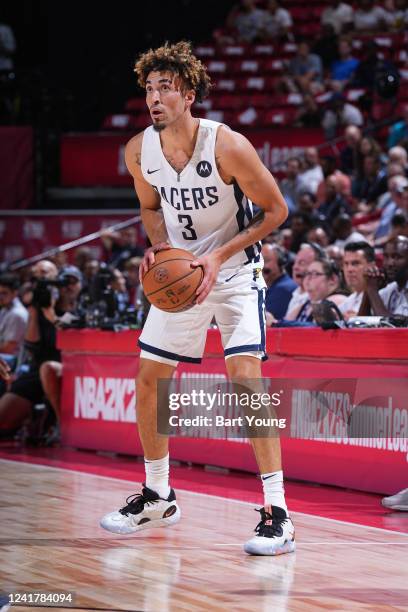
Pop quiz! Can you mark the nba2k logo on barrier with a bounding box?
[196,161,212,177]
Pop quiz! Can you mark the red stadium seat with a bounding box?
[232,59,262,74]
[102,114,136,130]
[212,94,247,110]
[125,98,146,112]
[213,78,236,92]
[207,60,229,74]
[263,108,297,126]
[263,58,285,74]
[231,108,263,127]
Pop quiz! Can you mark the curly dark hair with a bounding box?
[134,41,212,103]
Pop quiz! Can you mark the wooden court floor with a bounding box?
[1,458,407,612]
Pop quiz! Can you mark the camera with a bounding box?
[31,278,70,308]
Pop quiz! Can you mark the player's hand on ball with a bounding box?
[192,252,222,305]
[139,242,172,282]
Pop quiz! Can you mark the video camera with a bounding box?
[31,277,71,309]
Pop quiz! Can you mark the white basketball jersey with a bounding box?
[141,119,262,273]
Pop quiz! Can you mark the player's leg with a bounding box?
[100,303,213,535]
[225,355,295,556]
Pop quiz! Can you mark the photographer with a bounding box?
[0,264,82,438]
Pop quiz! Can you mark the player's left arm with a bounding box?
[194,128,288,303]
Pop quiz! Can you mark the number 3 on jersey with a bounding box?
[178,214,197,240]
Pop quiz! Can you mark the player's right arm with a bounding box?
[125,133,171,278]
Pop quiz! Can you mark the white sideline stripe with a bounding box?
[2,458,408,538]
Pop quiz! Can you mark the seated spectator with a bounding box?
[388,146,408,174]
[295,94,323,128]
[387,104,408,148]
[101,225,144,271]
[289,212,314,253]
[356,136,386,175]
[329,38,360,90]
[339,241,375,318]
[225,0,266,43]
[312,24,339,71]
[81,258,100,294]
[109,268,130,314]
[340,125,362,176]
[326,244,344,269]
[321,0,354,34]
[0,274,28,359]
[375,175,408,243]
[352,41,399,93]
[322,93,363,140]
[353,0,391,32]
[359,235,408,317]
[317,155,351,204]
[282,41,323,95]
[307,226,330,248]
[352,154,387,208]
[262,244,297,322]
[0,265,82,437]
[318,174,351,226]
[124,256,143,308]
[279,157,304,213]
[299,147,324,195]
[286,258,347,322]
[285,242,326,317]
[260,0,293,41]
[332,213,366,248]
[389,0,408,30]
[73,246,94,272]
[298,191,318,217]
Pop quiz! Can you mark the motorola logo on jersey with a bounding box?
[196,161,212,178]
[152,185,219,211]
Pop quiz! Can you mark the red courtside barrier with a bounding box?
[58,328,408,495]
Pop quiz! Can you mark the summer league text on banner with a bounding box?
[156,377,408,442]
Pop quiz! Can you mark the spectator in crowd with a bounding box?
[286,258,347,322]
[285,242,325,316]
[81,258,100,295]
[299,147,324,195]
[73,246,94,271]
[326,244,344,269]
[353,0,391,32]
[390,209,408,239]
[316,155,351,204]
[312,24,339,71]
[321,0,354,34]
[0,18,16,71]
[0,265,82,437]
[298,191,318,217]
[374,175,408,243]
[124,256,143,308]
[356,136,386,175]
[339,241,375,318]
[340,125,362,176]
[283,41,323,95]
[225,0,266,43]
[387,104,408,148]
[352,154,387,208]
[352,41,399,93]
[318,174,351,226]
[109,268,130,314]
[260,0,293,41]
[295,93,323,128]
[329,38,360,90]
[360,235,408,317]
[388,146,408,173]
[289,212,314,253]
[101,225,144,271]
[262,243,297,322]
[332,213,366,248]
[19,259,59,308]
[279,157,304,213]
[0,274,28,359]
[322,93,363,139]
[306,226,330,248]
[389,0,408,30]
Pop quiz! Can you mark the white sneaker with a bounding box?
[382,488,408,511]
[244,506,296,556]
[100,485,181,534]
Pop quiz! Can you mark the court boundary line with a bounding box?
[2,457,408,538]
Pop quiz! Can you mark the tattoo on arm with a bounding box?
[242,210,265,234]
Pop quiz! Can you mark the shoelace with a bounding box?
[119,488,159,516]
[254,507,287,538]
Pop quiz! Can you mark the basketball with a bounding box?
[142,248,203,312]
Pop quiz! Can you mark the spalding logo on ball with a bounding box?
[142,248,204,312]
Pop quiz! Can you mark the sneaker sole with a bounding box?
[244,539,296,556]
[100,507,181,535]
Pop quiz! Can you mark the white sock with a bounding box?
[144,454,171,499]
[261,470,288,515]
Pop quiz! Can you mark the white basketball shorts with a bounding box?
[138,266,267,366]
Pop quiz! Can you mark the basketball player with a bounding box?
[101,42,294,556]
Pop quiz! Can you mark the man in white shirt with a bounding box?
[321,1,354,34]
[339,241,375,318]
[299,147,324,195]
[360,236,408,317]
[261,0,293,40]
[0,274,28,357]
